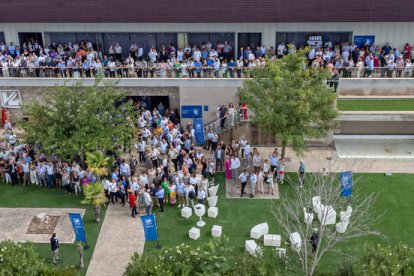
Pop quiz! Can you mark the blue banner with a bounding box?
[193,119,205,145]
[353,35,375,48]
[68,213,87,242]
[181,105,202,119]
[340,171,353,197]
[140,214,159,241]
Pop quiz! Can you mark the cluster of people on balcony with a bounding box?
[0,38,413,78]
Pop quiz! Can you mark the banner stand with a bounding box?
[154,215,161,250]
[140,214,161,249]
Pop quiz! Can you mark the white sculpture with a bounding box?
[250,223,269,239]
[181,207,192,219]
[318,205,337,225]
[312,196,322,214]
[336,220,349,233]
[189,227,200,240]
[264,234,281,247]
[194,204,206,227]
[340,206,353,222]
[303,207,314,225]
[245,240,262,256]
[208,185,219,196]
[208,207,218,218]
[207,196,218,207]
[289,232,302,252]
[212,225,222,237]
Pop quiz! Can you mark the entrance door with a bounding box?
[18,32,44,47]
[126,96,170,114]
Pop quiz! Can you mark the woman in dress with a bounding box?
[224,156,232,180]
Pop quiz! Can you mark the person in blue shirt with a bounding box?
[82,60,91,78]
[58,60,66,77]
[228,59,236,78]
[155,186,165,212]
[194,60,202,78]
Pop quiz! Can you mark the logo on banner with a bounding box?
[193,119,205,145]
[340,171,353,197]
[141,214,159,241]
[0,90,22,108]
[68,213,87,242]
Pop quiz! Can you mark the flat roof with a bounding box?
[3,0,414,23]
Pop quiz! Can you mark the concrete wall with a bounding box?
[338,78,414,97]
[1,22,414,50]
[0,78,242,124]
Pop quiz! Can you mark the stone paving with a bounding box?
[226,179,279,199]
[0,208,85,243]
[86,203,144,276]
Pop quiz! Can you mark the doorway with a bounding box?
[126,96,170,114]
[18,32,44,47]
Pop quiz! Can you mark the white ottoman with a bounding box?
[276,248,286,257]
[208,207,218,218]
[264,234,281,247]
[208,185,219,196]
[189,227,200,240]
[245,240,262,256]
[181,207,192,219]
[207,196,218,207]
[250,222,269,239]
[212,225,222,237]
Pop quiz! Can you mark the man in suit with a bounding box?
[215,147,225,172]
[50,233,60,265]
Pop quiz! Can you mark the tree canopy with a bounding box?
[21,80,134,160]
[239,47,338,157]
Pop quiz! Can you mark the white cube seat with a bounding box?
[250,222,269,239]
[264,234,281,247]
[212,225,222,237]
[340,206,353,222]
[181,207,192,219]
[289,232,302,252]
[245,240,262,256]
[276,248,286,257]
[318,205,337,225]
[312,196,321,214]
[208,185,219,196]
[303,207,314,225]
[207,196,218,207]
[208,207,218,218]
[189,227,200,240]
[336,220,349,233]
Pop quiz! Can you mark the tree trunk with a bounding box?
[281,146,286,159]
[94,206,101,223]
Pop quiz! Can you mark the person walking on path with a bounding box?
[50,233,60,265]
[129,191,138,217]
[238,169,248,197]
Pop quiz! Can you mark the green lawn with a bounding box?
[0,184,106,275]
[145,173,414,275]
[338,99,414,111]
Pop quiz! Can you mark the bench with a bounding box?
[250,222,269,239]
[181,207,192,219]
[289,232,302,252]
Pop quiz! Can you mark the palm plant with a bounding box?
[81,182,108,222]
[83,151,111,222]
[85,151,111,181]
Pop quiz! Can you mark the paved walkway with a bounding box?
[258,147,413,173]
[86,204,144,276]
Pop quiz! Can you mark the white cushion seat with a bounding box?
[250,222,269,239]
[264,234,281,247]
[245,240,262,256]
[181,207,192,219]
[208,207,218,218]
[212,225,222,237]
[289,232,302,252]
[189,227,200,240]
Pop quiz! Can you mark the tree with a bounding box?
[86,151,111,181]
[238,47,338,158]
[272,169,381,276]
[21,79,134,160]
[81,182,108,223]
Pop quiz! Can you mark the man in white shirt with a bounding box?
[250,172,257,198]
[238,169,249,197]
[197,189,206,204]
[151,147,160,168]
[184,182,196,207]
[144,189,153,215]
[230,155,241,180]
[120,160,131,182]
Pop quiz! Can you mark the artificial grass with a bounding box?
[145,172,414,275]
[0,184,107,276]
[338,99,414,111]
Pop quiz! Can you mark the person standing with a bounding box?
[144,189,153,215]
[310,228,319,253]
[215,147,224,172]
[238,169,249,197]
[50,233,60,265]
[250,171,257,198]
[230,155,241,180]
[299,160,305,187]
[155,186,165,212]
[129,191,138,218]
[224,156,232,180]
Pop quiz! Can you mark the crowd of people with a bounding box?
[0,98,303,218]
[0,39,413,79]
